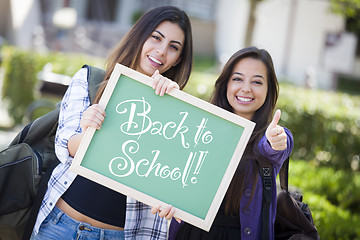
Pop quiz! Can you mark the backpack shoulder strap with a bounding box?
[257,156,290,240]
[256,157,273,240]
[279,157,289,191]
[82,65,106,103]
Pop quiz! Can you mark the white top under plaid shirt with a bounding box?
[33,67,168,239]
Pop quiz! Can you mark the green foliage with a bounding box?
[1,45,104,125]
[1,48,37,124]
[330,0,360,37]
[1,45,104,78]
[184,55,217,101]
[337,74,360,94]
[289,160,360,239]
[276,84,360,172]
[184,72,216,101]
[34,51,104,77]
[329,0,360,18]
[132,10,144,24]
[290,160,360,214]
[192,55,217,72]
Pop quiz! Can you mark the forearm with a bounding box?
[68,132,85,157]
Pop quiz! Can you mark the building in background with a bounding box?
[0,0,358,90]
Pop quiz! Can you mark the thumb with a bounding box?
[269,109,281,129]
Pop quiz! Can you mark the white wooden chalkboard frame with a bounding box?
[70,63,255,231]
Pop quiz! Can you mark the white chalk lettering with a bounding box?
[116,98,151,139]
[194,118,213,147]
[108,97,214,187]
[108,140,137,177]
[108,140,208,187]
[116,98,190,148]
[162,112,190,149]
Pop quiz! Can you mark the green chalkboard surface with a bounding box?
[70,63,255,231]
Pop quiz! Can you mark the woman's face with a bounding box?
[136,20,184,76]
[226,57,268,120]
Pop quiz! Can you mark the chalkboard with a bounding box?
[70,63,255,231]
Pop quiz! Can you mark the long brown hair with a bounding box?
[210,46,279,215]
[94,6,193,103]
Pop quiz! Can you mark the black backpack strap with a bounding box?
[257,158,272,240]
[19,123,32,143]
[22,159,58,240]
[8,122,33,146]
[82,64,106,103]
[258,157,290,240]
[279,157,289,191]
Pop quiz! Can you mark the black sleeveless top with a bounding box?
[62,175,126,227]
[174,199,241,240]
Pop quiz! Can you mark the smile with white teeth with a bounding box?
[148,56,163,65]
[237,96,253,102]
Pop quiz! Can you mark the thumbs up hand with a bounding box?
[265,109,287,151]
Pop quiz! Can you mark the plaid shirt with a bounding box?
[33,68,168,239]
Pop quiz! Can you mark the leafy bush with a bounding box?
[337,74,360,95]
[1,46,104,125]
[289,160,360,239]
[183,56,217,101]
[1,48,37,124]
[34,51,104,76]
[184,72,216,101]
[276,84,360,172]
[289,160,360,214]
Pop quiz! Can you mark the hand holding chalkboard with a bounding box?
[151,204,178,221]
[151,70,180,96]
[80,104,106,131]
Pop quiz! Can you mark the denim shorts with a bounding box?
[31,205,125,240]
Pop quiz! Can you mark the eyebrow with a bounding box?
[153,30,183,46]
[233,72,265,79]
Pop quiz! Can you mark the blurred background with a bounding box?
[0,0,359,238]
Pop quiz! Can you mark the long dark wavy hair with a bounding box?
[94,6,193,103]
[210,46,279,215]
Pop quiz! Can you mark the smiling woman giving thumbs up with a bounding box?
[169,47,294,240]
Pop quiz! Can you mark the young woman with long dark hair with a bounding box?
[169,46,293,240]
[31,6,193,240]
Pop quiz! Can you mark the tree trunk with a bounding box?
[244,0,258,47]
